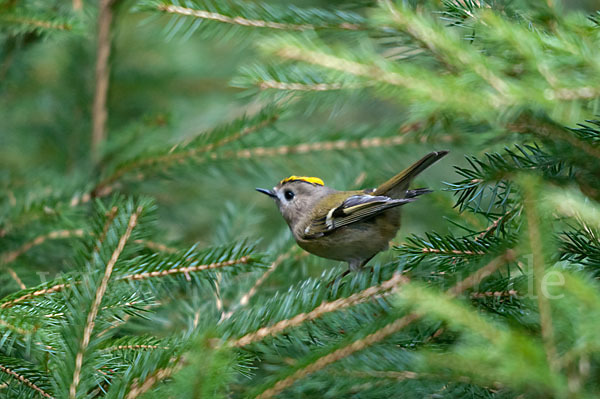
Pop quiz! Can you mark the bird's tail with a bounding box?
[373,151,448,198]
[405,188,433,198]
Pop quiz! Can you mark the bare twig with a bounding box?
[91,0,115,163]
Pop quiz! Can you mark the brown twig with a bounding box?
[258,81,364,91]
[125,358,183,399]
[0,318,31,335]
[156,4,361,31]
[0,363,54,398]
[103,344,168,352]
[219,134,452,161]
[1,229,85,264]
[447,250,515,297]
[1,283,70,309]
[476,210,516,240]
[133,239,178,254]
[470,290,518,299]
[6,267,26,290]
[69,206,142,399]
[509,114,600,160]
[91,0,114,164]
[421,248,484,256]
[0,15,71,31]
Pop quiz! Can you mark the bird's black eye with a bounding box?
[284,190,295,201]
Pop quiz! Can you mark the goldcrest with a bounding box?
[257,151,448,272]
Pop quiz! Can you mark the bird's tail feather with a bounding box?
[405,188,433,198]
[373,151,448,198]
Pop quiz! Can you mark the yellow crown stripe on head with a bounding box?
[280,176,324,186]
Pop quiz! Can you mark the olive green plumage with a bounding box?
[257,150,448,271]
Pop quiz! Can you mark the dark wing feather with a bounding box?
[304,195,413,237]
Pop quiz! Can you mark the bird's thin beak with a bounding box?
[256,188,277,199]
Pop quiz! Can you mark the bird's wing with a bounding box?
[303,194,414,238]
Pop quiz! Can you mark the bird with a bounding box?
[256,150,448,273]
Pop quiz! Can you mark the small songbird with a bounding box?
[256,151,448,272]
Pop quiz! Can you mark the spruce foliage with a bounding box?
[1,0,600,398]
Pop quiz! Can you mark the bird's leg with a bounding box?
[326,264,353,287]
[357,255,376,270]
[326,257,374,288]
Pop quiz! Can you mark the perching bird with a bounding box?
[256,150,448,272]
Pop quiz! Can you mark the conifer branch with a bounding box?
[0,363,54,399]
[1,283,70,309]
[477,209,516,240]
[420,247,484,256]
[254,313,421,399]
[147,1,363,32]
[470,290,518,299]
[157,4,311,31]
[510,115,600,161]
[103,344,168,351]
[1,229,85,264]
[273,46,419,92]
[69,206,142,399]
[0,246,254,309]
[120,255,251,281]
[254,251,513,398]
[92,114,278,197]
[257,81,362,91]
[232,273,409,347]
[0,14,72,32]
[219,134,452,160]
